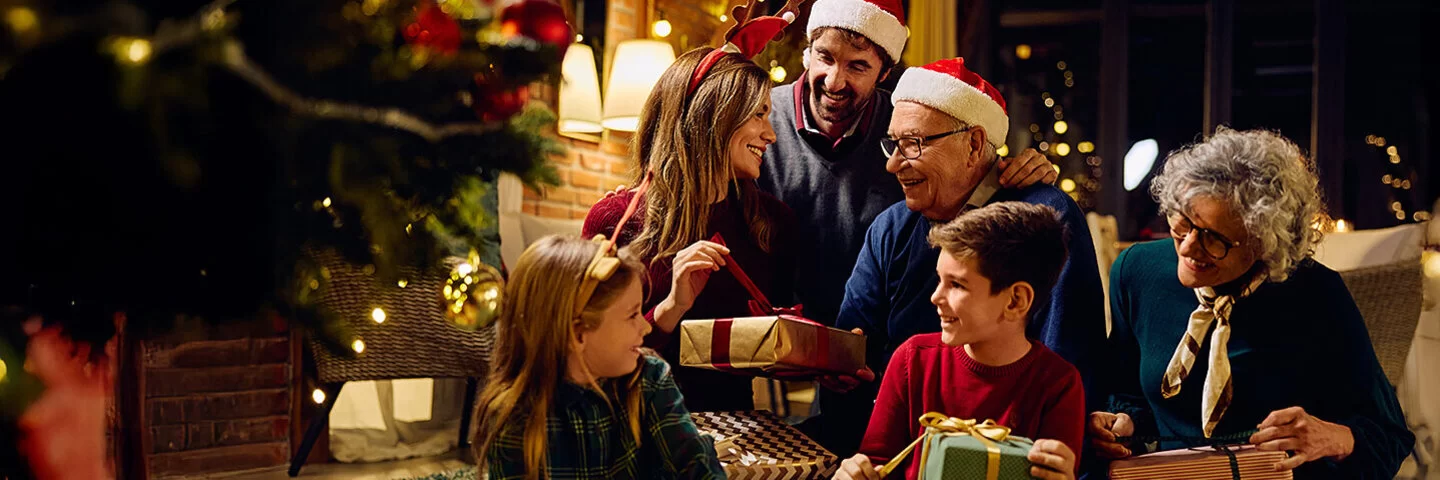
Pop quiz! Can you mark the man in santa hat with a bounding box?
[808,57,1106,457]
[759,0,1057,331]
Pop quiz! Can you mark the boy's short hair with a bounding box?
[927,202,1069,312]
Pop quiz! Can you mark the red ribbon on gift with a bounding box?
[707,233,829,375]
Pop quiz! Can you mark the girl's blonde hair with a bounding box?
[629,48,777,264]
[472,235,646,480]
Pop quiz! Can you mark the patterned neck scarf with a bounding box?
[1160,272,1267,438]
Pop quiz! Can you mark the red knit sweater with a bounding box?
[860,333,1085,479]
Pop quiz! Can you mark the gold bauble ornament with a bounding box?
[441,254,503,330]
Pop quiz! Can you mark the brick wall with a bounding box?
[141,324,292,478]
[521,135,632,219]
[523,0,738,220]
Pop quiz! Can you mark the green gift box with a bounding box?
[880,413,1033,480]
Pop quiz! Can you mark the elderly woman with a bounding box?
[1089,127,1413,479]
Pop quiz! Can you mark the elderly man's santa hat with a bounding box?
[891,57,1009,148]
[805,0,908,63]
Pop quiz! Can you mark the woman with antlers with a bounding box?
[582,1,804,412]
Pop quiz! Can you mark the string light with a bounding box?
[1425,251,1440,278]
[1382,174,1393,184]
[1053,121,1068,134]
[1054,142,1071,156]
[1056,61,1067,70]
[651,19,672,38]
[322,197,332,207]
[719,14,727,22]
[113,37,152,64]
[0,358,7,382]
[457,263,474,276]
[1052,164,1061,174]
[769,65,787,83]
[1386,146,1397,156]
[1039,141,1050,151]
[1015,44,1032,60]
[312,388,327,404]
[1078,141,1095,153]
[371,307,386,323]
[351,338,366,354]
[397,279,408,288]
[1028,124,1040,133]
[996,145,1009,157]
[1334,219,1351,233]
[1043,98,1055,108]
[1060,179,1077,192]
[6,7,38,34]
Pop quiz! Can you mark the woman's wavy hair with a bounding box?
[628,47,776,265]
[1150,127,1326,282]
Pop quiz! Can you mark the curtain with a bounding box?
[902,0,959,67]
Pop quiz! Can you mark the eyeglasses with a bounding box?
[1167,211,1242,260]
[880,127,971,160]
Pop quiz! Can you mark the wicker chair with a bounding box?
[1338,260,1423,387]
[289,248,497,477]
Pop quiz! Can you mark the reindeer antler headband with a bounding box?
[685,0,803,96]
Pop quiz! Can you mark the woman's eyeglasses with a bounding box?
[1167,211,1242,260]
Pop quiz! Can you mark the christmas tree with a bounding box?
[0,0,570,475]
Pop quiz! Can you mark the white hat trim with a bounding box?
[891,67,1009,148]
[805,0,908,63]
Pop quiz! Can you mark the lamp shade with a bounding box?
[601,39,676,132]
[558,43,603,134]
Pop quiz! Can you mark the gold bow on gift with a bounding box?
[877,412,1013,480]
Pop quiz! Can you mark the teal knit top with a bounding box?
[1103,240,1413,479]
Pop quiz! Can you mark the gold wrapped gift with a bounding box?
[677,315,866,379]
[879,413,1035,480]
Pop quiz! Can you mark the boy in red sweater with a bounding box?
[833,202,1085,480]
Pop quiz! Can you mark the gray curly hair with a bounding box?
[1149,127,1325,282]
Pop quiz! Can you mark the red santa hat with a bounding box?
[805,0,907,63]
[891,57,1009,148]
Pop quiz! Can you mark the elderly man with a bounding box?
[760,0,1057,327]
[816,57,1106,456]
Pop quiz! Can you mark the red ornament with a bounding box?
[499,0,573,56]
[473,75,530,122]
[404,1,462,54]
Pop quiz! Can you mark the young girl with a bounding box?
[473,235,724,479]
[583,47,796,412]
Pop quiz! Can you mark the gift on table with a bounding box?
[879,413,1035,480]
[692,410,838,480]
[1109,444,1292,480]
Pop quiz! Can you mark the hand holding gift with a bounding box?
[1026,439,1076,480]
[1086,411,1136,459]
[1249,406,1355,471]
[817,328,876,393]
[833,453,883,480]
